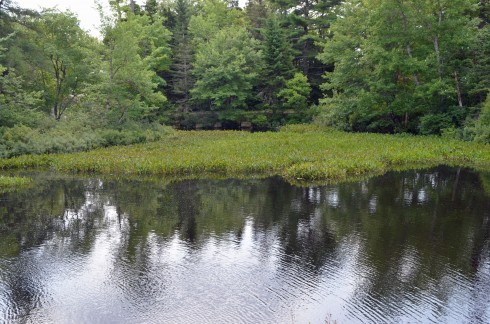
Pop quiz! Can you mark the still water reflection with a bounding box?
[0,167,490,323]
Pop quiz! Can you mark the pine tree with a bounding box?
[268,0,341,102]
[245,0,269,39]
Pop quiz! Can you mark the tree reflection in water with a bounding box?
[0,167,489,323]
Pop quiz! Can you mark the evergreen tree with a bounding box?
[479,0,490,26]
[269,0,341,102]
[170,0,194,112]
[245,0,269,38]
[260,16,295,107]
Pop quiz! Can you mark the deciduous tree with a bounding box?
[100,13,170,123]
[318,0,479,134]
[191,26,263,110]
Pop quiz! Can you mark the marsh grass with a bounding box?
[0,125,489,183]
[0,176,31,193]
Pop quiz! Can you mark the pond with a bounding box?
[0,166,489,323]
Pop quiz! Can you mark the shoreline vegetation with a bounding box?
[0,125,489,186]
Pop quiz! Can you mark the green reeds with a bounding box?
[0,125,489,183]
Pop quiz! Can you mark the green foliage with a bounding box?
[144,0,159,18]
[188,0,246,45]
[419,114,454,136]
[191,26,263,110]
[99,13,171,123]
[418,107,466,136]
[30,10,98,119]
[278,72,311,110]
[268,0,340,101]
[0,112,172,158]
[467,26,490,104]
[470,93,490,143]
[250,114,269,131]
[317,0,480,134]
[0,66,43,128]
[260,16,295,106]
[169,0,195,112]
[245,0,270,36]
[3,0,490,150]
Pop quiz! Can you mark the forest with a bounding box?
[1,0,490,159]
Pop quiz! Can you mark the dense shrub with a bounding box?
[0,119,172,158]
[419,114,454,135]
[469,94,490,143]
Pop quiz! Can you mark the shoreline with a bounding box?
[1,125,489,186]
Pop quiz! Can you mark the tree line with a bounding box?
[0,0,489,157]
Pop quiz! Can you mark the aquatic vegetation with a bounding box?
[0,176,31,193]
[0,125,489,182]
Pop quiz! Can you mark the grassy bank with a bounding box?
[0,125,489,183]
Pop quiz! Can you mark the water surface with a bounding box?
[1,167,489,323]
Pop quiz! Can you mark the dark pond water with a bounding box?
[1,167,490,323]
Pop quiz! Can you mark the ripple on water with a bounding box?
[1,169,489,323]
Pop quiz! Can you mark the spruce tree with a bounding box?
[170,0,194,112]
[260,16,295,107]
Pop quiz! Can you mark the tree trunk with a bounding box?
[434,0,444,80]
[433,36,442,79]
[302,0,310,76]
[51,57,66,120]
[397,0,420,85]
[129,0,135,14]
[454,72,463,107]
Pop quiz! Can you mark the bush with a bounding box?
[419,114,454,135]
[0,119,172,158]
[250,114,269,131]
[463,95,490,143]
[470,94,490,143]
